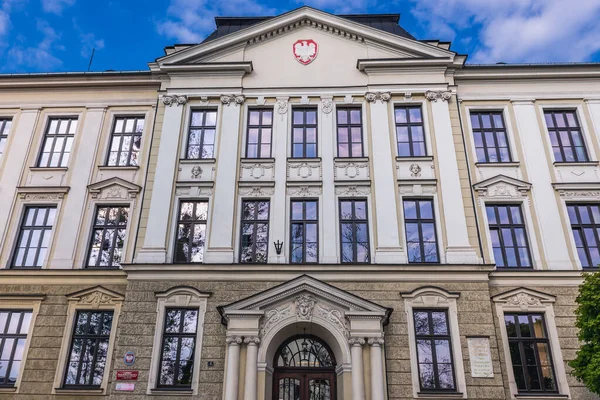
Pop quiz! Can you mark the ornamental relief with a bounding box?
[18,193,65,201]
[321,99,333,114]
[220,94,245,106]
[334,161,370,180]
[240,163,275,180]
[558,190,600,199]
[162,95,188,107]
[505,293,542,307]
[286,186,322,197]
[479,183,527,198]
[79,291,116,306]
[238,186,275,197]
[287,161,322,180]
[90,185,136,200]
[175,186,213,197]
[335,185,371,196]
[425,90,452,102]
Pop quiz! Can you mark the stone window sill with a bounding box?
[287,157,321,162]
[416,391,464,399]
[149,388,194,396]
[0,387,17,393]
[514,395,568,400]
[475,162,520,167]
[97,165,140,170]
[334,157,368,162]
[29,166,68,172]
[54,388,104,396]
[179,158,216,164]
[240,157,275,163]
[553,161,599,167]
[396,155,434,162]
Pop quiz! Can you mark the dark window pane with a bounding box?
[12,207,56,269]
[486,205,531,268]
[246,109,272,158]
[158,309,198,388]
[339,199,369,263]
[404,200,439,264]
[337,108,363,157]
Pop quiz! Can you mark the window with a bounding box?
[470,111,512,163]
[246,109,273,158]
[186,110,216,159]
[157,308,198,388]
[395,106,426,157]
[404,199,439,263]
[339,199,370,263]
[336,108,363,158]
[290,200,318,263]
[174,201,208,263]
[12,206,56,268]
[107,116,144,166]
[0,118,12,159]
[504,313,557,393]
[544,110,588,163]
[567,204,600,268]
[240,200,270,263]
[413,310,456,391]
[38,118,76,168]
[63,310,113,387]
[86,206,129,268]
[291,108,318,158]
[486,204,532,268]
[0,310,32,387]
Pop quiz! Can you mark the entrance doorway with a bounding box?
[272,335,336,400]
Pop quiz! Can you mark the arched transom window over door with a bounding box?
[273,335,336,400]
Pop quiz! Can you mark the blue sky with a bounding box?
[2,0,600,73]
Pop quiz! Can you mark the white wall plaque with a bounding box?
[467,337,494,378]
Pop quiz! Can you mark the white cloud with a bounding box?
[295,0,372,14]
[5,20,62,70]
[157,0,278,43]
[410,0,600,63]
[41,0,75,14]
[72,19,104,59]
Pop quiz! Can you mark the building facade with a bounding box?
[0,6,598,400]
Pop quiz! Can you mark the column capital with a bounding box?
[365,91,391,103]
[221,94,245,106]
[226,335,243,345]
[425,90,452,102]
[244,336,261,345]
[348,337,365,347]
[367,337,384,347]
[162,94,188,106]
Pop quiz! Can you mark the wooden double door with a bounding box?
[273,370,336,400]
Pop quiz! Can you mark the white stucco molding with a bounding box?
[87,177,141,199]
[364,91,391,103]
[425,90,452,102]
[16,185,70,201]
[220,94,246,106]
[491,287,571,399]
[161,94,188,106]
[552,182,600,199]
[473,174,532,198]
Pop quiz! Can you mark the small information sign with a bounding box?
[467,337,494,378]
[116,370,139,381]
[115,383,135,391]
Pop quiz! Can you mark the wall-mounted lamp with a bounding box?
[274,240,284,255]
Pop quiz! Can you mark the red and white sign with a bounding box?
[115,383,135,392]
[293,39,318,65]
[116,370,139,381]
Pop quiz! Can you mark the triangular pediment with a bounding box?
[66,286,125,305]
[219,274,390,317]
[88,177,141,200]
[492,287,556,305]
[154,7,455,68]
[473,174,532,198]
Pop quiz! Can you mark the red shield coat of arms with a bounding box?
[293,39,318,65]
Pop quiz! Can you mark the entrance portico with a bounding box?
[218,275,392,400]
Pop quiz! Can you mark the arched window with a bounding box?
[275,335,335,368]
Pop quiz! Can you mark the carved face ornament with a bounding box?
[293,39,318,65]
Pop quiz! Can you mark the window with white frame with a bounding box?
[174,201,208,263]
[566,203,600,268]
[395,106,426,157]
[0,118,12,159]
[11,206,56,269]
[38,118,77,168]
[106,116,144,166]
[240,200,270,263]
[470,111,512,163]
[186,110,217,159]
[291,108,318,158]
[403,199,439,264]
[486,204,532,268]
[336,108,364,158]
[86,206,129,268]
[246,109,273,159]
[339,199,370,263]
[544,110,588,163]
[0,310,33,387]
[147,287,209,395]
[402,287,466,398]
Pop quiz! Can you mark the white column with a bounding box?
[204,95,244,263]
[349,337,365,400]
[225,335,242,400]
[137,96,186,263]
[51,106,106,268]
[0,108,39,251]
[243,336,260,400]
[368,338,385,400]
[320,97,338,263]
[513,100,571,269]
[366,93,406,263]
[269,98,288,263]
[427,91,479,264]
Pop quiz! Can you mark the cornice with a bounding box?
[456,64,600,81]
[0,269,128,286]
[0,73,159,89]
[489,270,586,287]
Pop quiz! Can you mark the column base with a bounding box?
[445,247,480,264]
[136,248,167,263]
[203,249,235,263]
[374,248,407,264]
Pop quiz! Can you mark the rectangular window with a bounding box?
[12,206,56,268]
[186,110,217,159]
[63,310,113,387]
[174,201,208,263]
[290,200,318,263]
[486,204,532,268]
[107,116,144,166]
[246,109,273,158]
[404,199,439,263]
[567,204,600,268]
[395,106,426,157]
[470,111,512,163]
[158,308,198,388]
[336,108,363,158]
[339,199,370,263]
[38,118,77,168]
[504,313,557,393]
[86,206,129,268]
[413,309,456,391]
[240,200,270,263]
[291,108,318,158]
[0,310,32,387]
[0,118,12,159]
[544,110,588,163]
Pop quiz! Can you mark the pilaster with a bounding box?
[320,96,338,263]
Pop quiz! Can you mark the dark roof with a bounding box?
[201,12,415,44]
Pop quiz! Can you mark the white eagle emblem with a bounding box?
[293,39,318,65]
